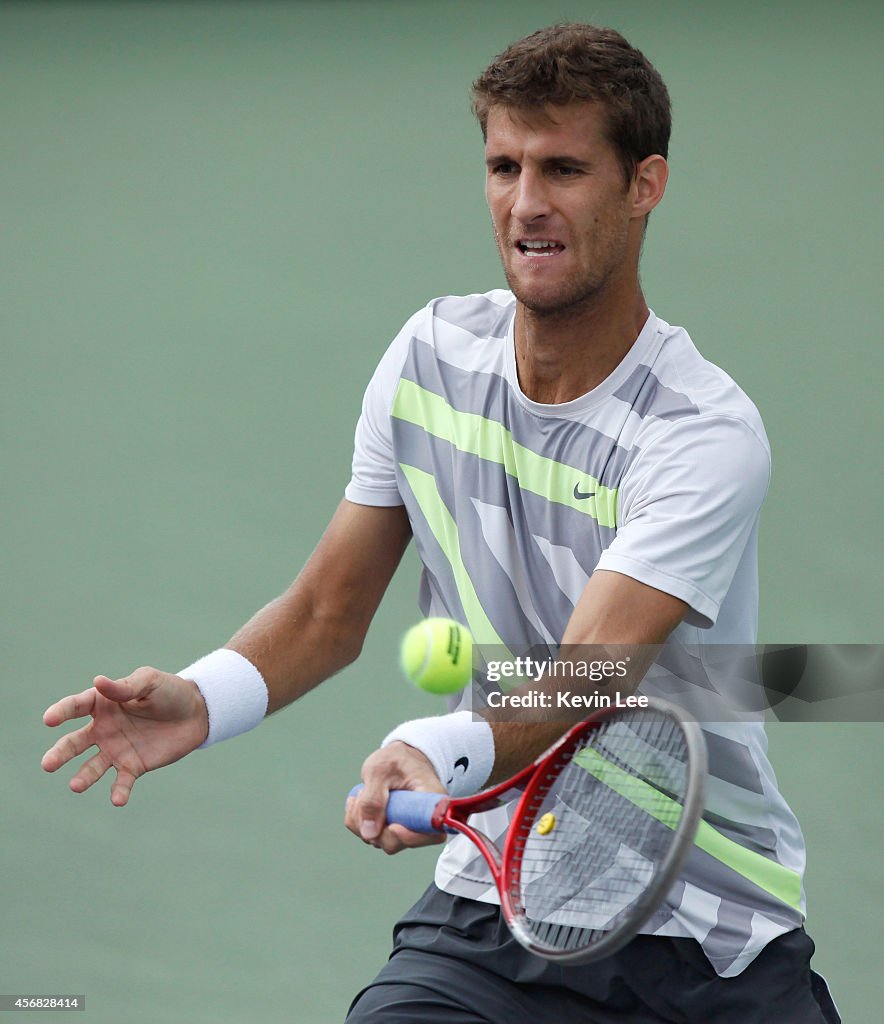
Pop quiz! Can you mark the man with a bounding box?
[42,24,838,1024]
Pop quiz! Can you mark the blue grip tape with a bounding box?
[348,784,443,834]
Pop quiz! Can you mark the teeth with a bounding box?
[522,240,558,249]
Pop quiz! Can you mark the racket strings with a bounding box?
[511,710,691,954]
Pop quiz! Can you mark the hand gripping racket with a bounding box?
[350,697,706,963]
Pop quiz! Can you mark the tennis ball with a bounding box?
[400,618,473,695]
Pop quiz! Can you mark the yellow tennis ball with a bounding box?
[400,618,473,695]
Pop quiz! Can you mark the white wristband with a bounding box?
[382,711,494,797]
[178,648,269,747]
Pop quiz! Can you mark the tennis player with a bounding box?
[42,24,839,1024]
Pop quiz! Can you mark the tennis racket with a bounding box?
[350,696,706,963]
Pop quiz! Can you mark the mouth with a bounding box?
[515,239,566,258]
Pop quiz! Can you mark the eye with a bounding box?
[553,164,581,177]
[489,161,517,177]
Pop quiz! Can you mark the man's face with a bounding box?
[484,102,637,315]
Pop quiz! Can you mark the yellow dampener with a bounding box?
[536,812,556,835]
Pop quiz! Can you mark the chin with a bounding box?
[508,279,601,317]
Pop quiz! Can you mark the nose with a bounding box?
[511,168,552,224]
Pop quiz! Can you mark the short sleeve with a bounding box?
[343,310,421,507]
[595,416,771,628]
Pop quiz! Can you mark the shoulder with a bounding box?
[387,289,515,347]
[394,290,516,377]
[402,290,515,356]
[645,315,770,454]
[368,289,515,392]
[616,316,772,505]
[426,289,516,338]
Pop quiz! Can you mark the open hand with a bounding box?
[42,668,209,806]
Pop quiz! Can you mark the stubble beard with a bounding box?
[504,265,609,318]
[494,226,626,322]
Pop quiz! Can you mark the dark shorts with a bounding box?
[346,884,840,1024]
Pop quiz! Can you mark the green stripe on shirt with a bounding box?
[574,746,803,912]
[393,379,618,528]
[399,462,509,651]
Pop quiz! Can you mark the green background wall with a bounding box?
[3,2,880,1020]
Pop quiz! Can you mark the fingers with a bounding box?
[95,669,163,705]
[43,687,97,728]
[41,725,95,773]
[66,750,141,806]
[354,779,390,842]
[42,671,151,729]
[92,674,138,703]
[377,824,445,855]
[344,786,388,843]
[67,749,114,794]
[346,742,448,854]
[344,795,445,854]
[110,767,138,808]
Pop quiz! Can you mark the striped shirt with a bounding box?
[345,290,806,977]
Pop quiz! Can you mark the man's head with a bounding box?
[472,24,671,189]
[472,25,671,317]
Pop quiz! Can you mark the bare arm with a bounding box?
[225,500,412,712]
[484,568,688,783]
[42,499,412,804]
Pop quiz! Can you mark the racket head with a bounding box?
[500,697,707,963]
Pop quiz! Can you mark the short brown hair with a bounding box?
[471,24,671,186]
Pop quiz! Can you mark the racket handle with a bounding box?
[347,784,446,834]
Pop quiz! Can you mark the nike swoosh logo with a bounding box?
[573,483,595,500]
[447,756,470,785]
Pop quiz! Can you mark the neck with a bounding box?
[514,283,650,404]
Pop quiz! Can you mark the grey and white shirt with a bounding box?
[345,290,806,977]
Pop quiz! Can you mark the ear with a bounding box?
[631,155,668,219]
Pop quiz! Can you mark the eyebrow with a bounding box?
[484,154,594,170]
